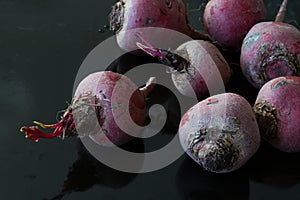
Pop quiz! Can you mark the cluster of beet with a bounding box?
[21,0,300,174]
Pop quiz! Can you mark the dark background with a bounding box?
[1,0,300,199]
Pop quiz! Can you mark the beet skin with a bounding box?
[240,0,300,88]
[109,0,209,52]
[179,93,260,173]
[254,76,300,152]
[137,39,231,99]
[171,40,231,99]
[203,0,266,51]
[240,22,300,88]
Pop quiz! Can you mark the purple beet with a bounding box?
[109,0,209,52]
[179,93,260,173]
[240,0,300,88]
[203,0,267,51]
[20,71,155,146]
[137,39,231,99]
[253,76,300,152]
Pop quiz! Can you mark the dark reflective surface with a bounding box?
[48,138,144,200]
[1,0,300,200]
[176,157,250,200]
[246,142,300,189]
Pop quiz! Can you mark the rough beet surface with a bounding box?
[171,40,231,99]
[240,23,300,88]
[240,0,300,88]
[179,93,260,173]
[254,76,300,152]
[72,71,148,146]
[137,40,231,99]
[109,0,209,52]
[203,0,266,51]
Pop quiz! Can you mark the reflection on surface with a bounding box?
[49,138,144,200]
[176,157,249,200]
[246,142,300,189]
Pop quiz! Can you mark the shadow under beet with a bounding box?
[176,157,250,200]
[48,138,144,200]
[246,142,300,189]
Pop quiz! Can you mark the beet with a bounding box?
[203,0,266,51]
[20,71,155,146]
[109,0,209,52]
[137,39,231,99]
[253,76,300,152]
[179,93,260,173]
[240,0,300,88]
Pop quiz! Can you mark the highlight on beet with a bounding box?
[20,71,156,146]
[203,0,267,51]
[178,93,260,173]
[253,76,300,152]
[240,0,300,88]
[109,0,209,52]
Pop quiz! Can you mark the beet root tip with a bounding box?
[198,138,239,172]
[253,101,278,140]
